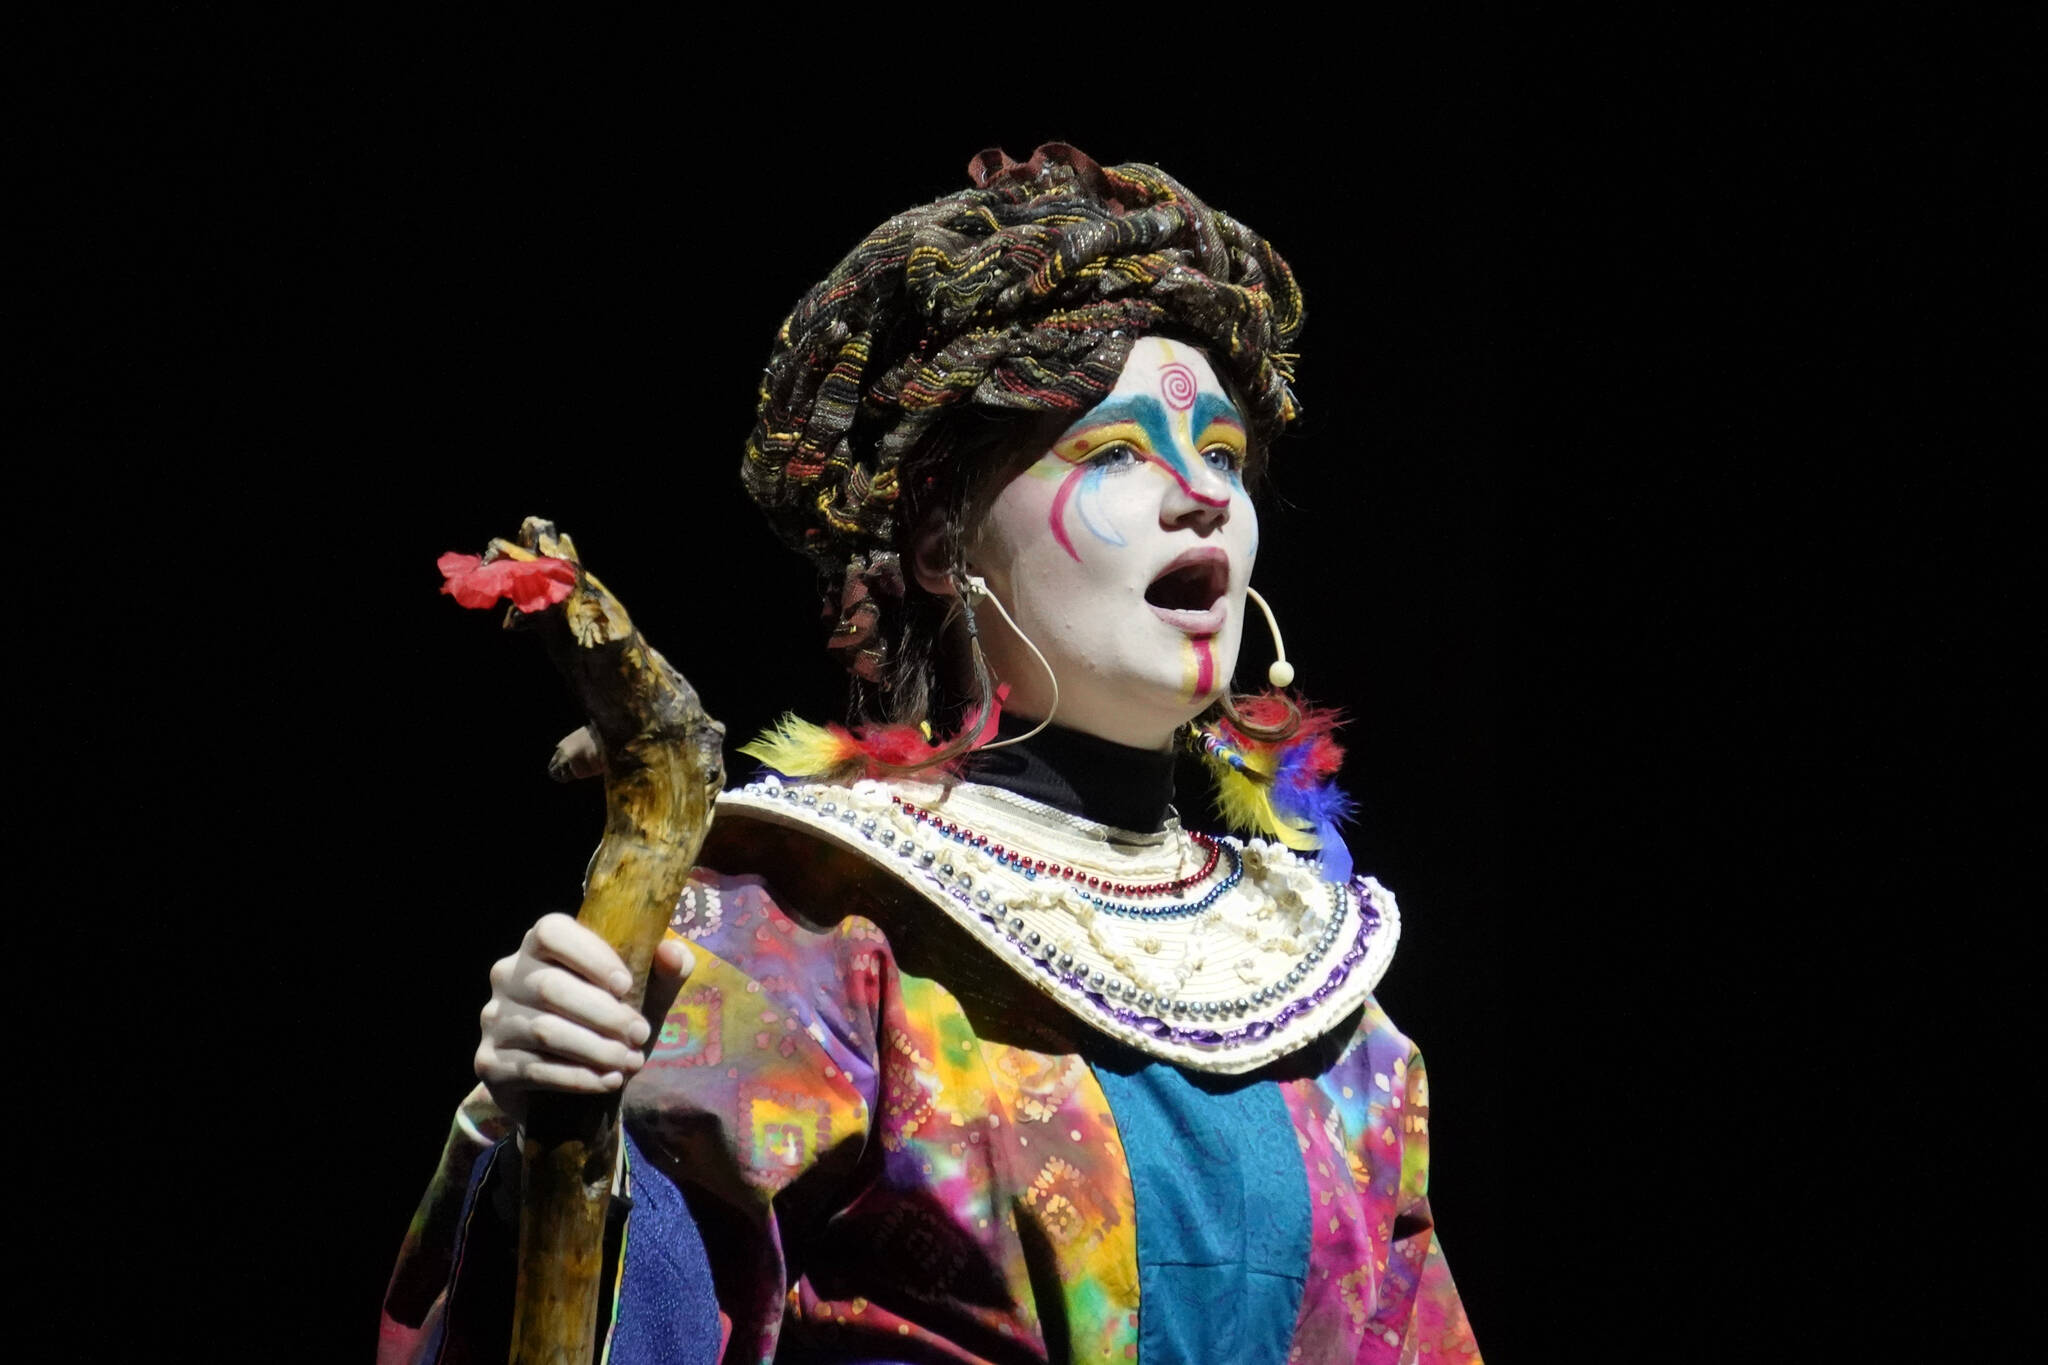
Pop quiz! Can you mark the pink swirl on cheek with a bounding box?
[1158,363,1198,411]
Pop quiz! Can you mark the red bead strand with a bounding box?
[891,795,1220,895]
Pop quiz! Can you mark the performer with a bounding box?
[381,145,1482,1364]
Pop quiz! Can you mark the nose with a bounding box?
[1161,459,1233,534]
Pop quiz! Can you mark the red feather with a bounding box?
[1217,691,1347,776]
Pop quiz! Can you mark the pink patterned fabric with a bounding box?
[382,867,1480,1362]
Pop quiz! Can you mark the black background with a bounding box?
[32,11,2017,1362]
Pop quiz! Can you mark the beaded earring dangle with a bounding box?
[959,571,1059,752]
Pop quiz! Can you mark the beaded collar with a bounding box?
[715,774,1399,1074]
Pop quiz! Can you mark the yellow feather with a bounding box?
[1209,759,1320,850]
[737,713,861,778]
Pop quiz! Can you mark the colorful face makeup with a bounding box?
[1035,368,1249,561]
[1182,635,1218,701]
[967,339,1259,750]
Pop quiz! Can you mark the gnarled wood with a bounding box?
[472,517,724,1365]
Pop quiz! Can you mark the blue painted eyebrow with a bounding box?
[1059,390,1249,502]
[1059,391,1245,443]
[1061,396,1190,486]
[1188,391,1245,435]
[1059,395,1171,443]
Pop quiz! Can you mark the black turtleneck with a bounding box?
[960,711,1179,834]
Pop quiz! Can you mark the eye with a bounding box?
[1201,446,1245,474]
[1088,443,1140,471]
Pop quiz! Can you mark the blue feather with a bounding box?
[1274,774,1354,832]
[1313,818,1354,884]
[1267,735,1357,883]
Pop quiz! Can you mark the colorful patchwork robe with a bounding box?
[379,864,1481,1363]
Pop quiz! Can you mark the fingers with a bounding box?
[510,1055,627,1094]
[640,935,696,1036]
[548,725,606,783]
[480,912,694,1120]
[653,935,696,981]
[476,1039,627,1097]
[501,1005,649,1073]
[476,992,650,1111]
[479,995,648,1074]
[525,912,630,989]
[518,961,645,1044]
[525,913,637,993]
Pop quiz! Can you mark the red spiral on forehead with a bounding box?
[1158,362,1198,411]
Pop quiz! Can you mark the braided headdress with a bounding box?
[741,144,1305,688]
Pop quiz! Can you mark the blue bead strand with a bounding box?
[1071,844,1243,920]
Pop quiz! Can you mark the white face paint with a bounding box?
[968,337,1258,750]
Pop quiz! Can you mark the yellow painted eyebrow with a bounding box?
[1054,421,1152,463]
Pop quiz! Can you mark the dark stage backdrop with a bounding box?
[37,12,2011,1364]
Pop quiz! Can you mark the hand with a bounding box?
[475,912,695,1129]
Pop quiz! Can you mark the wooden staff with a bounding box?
[466,517,725,1365]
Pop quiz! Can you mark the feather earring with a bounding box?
[739,686,1007,781]
[1194,693,1356,883]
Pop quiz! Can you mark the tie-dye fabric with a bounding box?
[381,866,1480,1363]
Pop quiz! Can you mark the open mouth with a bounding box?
[1145,550,1229,632]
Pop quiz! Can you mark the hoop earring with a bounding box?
[1244,587,1296,688]
[958,572,1060,750]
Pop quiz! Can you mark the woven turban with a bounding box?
[741,144,1306,580]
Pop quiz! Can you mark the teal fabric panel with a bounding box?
[1089,1057,1311,1365]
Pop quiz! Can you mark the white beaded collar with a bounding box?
[714,774,1399,1075]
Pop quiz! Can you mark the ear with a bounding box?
[910,515,962,597]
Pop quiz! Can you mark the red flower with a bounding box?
[436,552,576,613]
